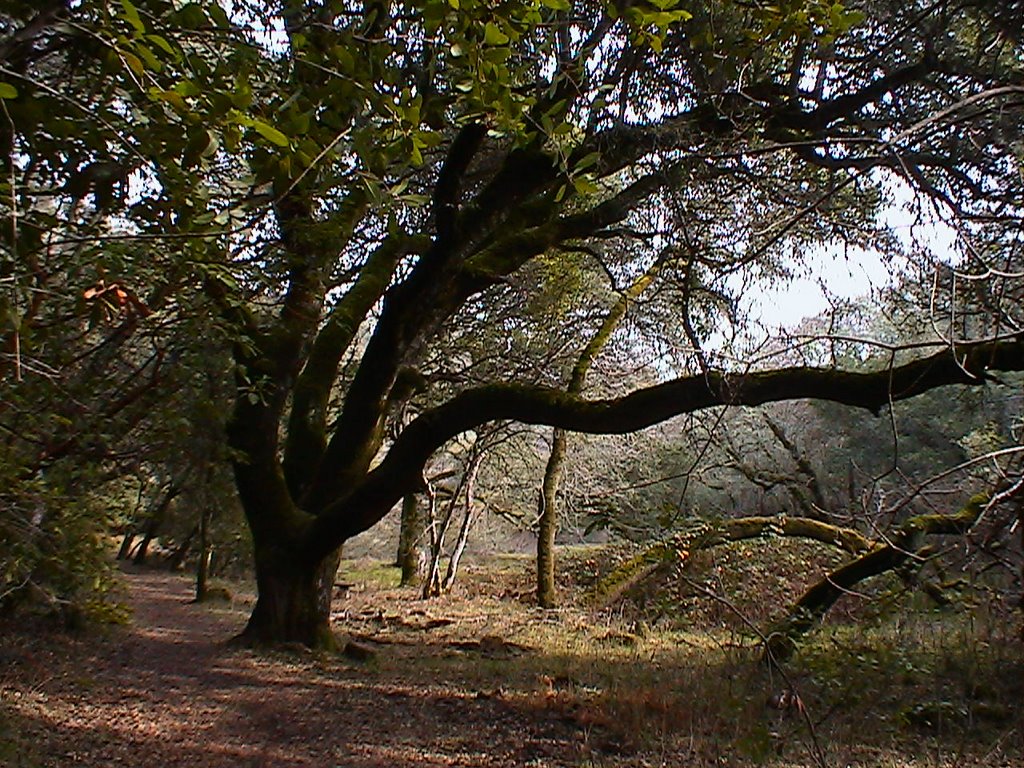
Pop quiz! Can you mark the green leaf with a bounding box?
[207,3,230,28]
[122,51,145,76]
[119,0,145,34]
[146,34,175,56]
[572,177,600,195]
[330,44,355,73]
[484,22,510,46]
[149,88,187,112]
[0,82,18,99]
[415,129,444,148]
[252,119,290,147]
[173,79,202,97]
[131,41,162,72]
[574,151,601,171]
[399,193,430,206]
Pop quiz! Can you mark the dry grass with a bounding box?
[333,549,1023,767]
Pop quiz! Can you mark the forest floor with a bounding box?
[1,550,1022,767]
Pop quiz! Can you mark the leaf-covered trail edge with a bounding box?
[0,567,583,768]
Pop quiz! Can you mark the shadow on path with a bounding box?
[0,568,581,768]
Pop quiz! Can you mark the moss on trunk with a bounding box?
[238,545,341,651]
[536,427,566,608]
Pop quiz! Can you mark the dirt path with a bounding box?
[0,567,581,767]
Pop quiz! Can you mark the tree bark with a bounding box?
[166,524,197,571]
[239,543,342,649]
[130,482,180,565]
[397,494,424,587]
[536,427,567,608]
[534,254,669,607]
[442,458,482,592]
[423,480,456,598]
[132,524,158,565]
[1018,499,1023,625]
[195,505,213,602]
[117,529,136,561]
[307,333,1024,556]
[592,514,871,608]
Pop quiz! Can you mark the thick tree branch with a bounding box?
[303,334,1024,558]
[0,1,69,69]
[434,122,486,243]
[590,515,873,609]
[775,56,939,134]
[460,169,676,287]
[304,166,681,509]
[283,234,421,500]
[585,53,943,179]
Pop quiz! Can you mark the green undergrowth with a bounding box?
[337,558,403,589]
[564,537,851,631]
[793,608,1022,740]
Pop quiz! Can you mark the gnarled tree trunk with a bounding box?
[229,434,344,649]
[239,543,342,649]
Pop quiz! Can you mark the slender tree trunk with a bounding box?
[117,529,136,560]
[397,494,424,587]
[166,524,197,571]
[195,505,213,601]
[533,254,668,606]
[442,458,482,592]
[131,483,180,565]
[132,524,158,565]
[1018,498,1023,629]
[117,481,148,560]
[423,481,455,599]
[536,427,567,608]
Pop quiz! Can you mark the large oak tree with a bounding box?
[3,0,1023,646]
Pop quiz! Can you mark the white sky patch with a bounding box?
[746,247,895,330]
[223,0,288,51]
[742,183,962,332]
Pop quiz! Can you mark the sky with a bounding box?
[745,189,961,332]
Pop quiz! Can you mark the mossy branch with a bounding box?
[303,335,1024,559]
[589,515,871,609]
[282,235,420,500]
[765,492,992,661]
